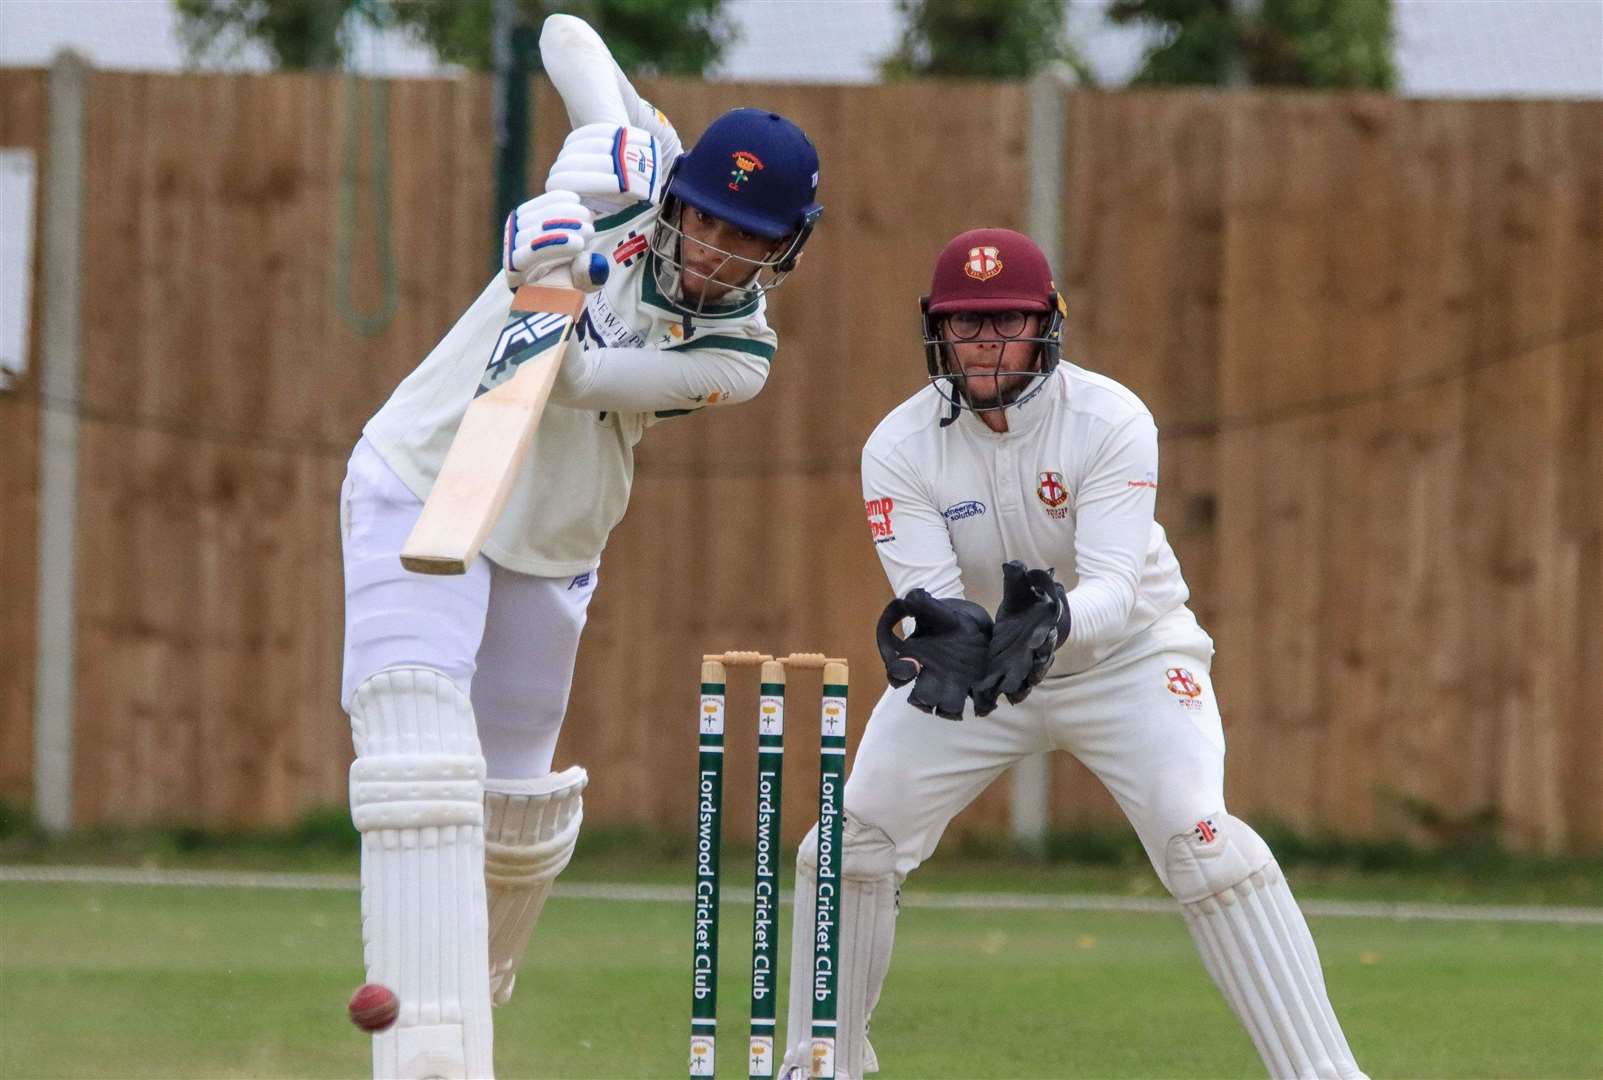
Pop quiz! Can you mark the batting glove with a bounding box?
[545,122,663,204]
[503,190,595,291]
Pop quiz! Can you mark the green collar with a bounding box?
[638,250,762,321]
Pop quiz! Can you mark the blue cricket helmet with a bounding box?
[668,108,822,240]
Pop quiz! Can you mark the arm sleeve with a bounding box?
[861,443,965,602]
[1064,416,1159,648]
[539,15,685,158]
[551,337,772,414]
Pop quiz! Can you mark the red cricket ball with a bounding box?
[347,983,400,1033]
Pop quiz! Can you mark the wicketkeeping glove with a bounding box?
[875,589,995,721]
[502,190,595,291]
[545,122,663,205]
[970,561,1069,717]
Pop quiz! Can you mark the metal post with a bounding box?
[33,50,88,834]
[1014,63,1075,854]
[492,0,535,266]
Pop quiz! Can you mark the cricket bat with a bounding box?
[399,255,607,575]
[401,29,627,576]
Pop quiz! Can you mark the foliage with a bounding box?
[387,0,734,74]
[174,0,735,74]
[1107,0,1395,88]
[881,0,1091,81]
[175,0,351,69]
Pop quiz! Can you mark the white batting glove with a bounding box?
[502,190,595,290]
[545,122,663,204]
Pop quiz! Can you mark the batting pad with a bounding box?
[483,765,588,1005]
[782,819,898,1080]
[1167,814,1366,1080]
[349,667,494,1080]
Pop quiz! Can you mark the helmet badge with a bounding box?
[729,150,765,192]
[963,245,1003,281]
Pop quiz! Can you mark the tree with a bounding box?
[174,0,735,74]
[1107,0,1394,89]
[880,0,1090,81]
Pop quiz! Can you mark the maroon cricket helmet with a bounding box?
[926,227,1056,314]
[920,227,1066,425]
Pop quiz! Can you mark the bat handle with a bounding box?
[540,252,609,293]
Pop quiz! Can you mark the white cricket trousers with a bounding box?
[848,640,1226,885]
[339,437,596,779]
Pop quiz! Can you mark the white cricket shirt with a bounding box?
[363,176,778,577]
[862,362,1213,675]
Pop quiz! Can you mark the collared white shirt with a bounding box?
[363,204,777,577]
[862,362,1211,675]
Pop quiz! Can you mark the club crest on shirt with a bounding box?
[865,496,895,544]
[1166,667,1204,710]
[1036,471,1070,519]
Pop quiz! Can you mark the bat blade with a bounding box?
[399,284,588,575]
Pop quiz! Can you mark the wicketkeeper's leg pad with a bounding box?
[483,765,588,1005]
[349,666,494,1080]
[781,817,899,1080]
[1165,812,1366,1080]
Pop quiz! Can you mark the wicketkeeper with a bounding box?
[780,228,1366,1080]
[339,15,822,1078]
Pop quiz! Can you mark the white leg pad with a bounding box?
[781,818,899,1080]
[350,667,494,1080]
[483,765,588,1005]
[1167,813,1366,1080]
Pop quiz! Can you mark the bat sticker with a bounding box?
[477,310,572,396]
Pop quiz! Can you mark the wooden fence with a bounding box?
[0,67,1597,853]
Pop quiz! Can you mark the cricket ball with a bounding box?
[347,983,400,1033]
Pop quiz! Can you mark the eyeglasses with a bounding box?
[945,311,1032,340]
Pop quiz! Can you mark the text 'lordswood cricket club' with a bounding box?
[692,770,718,1000]
[812,769,839,1002]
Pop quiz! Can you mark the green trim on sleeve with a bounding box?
[594,201,655,232]
[668,334,776,362]
[653,407,702,419]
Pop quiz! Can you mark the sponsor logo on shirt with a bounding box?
[568,572,593,590]
[1128,469,1158,490]
[611,232,649,267]
[941,499,987,522]
[1037,471,1070,519]
[865,496,895,544]
[582,290,648,350]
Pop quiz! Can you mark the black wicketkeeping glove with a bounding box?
[970,561,1070,717]
[874,589,995,721]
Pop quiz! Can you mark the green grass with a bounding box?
[3,811,1599,907]
[2,878,1599,1079]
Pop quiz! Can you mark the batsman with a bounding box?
[780,229,1366,1079]
[338,14,822,1079]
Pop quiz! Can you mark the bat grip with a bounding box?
[540,252,609,293]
